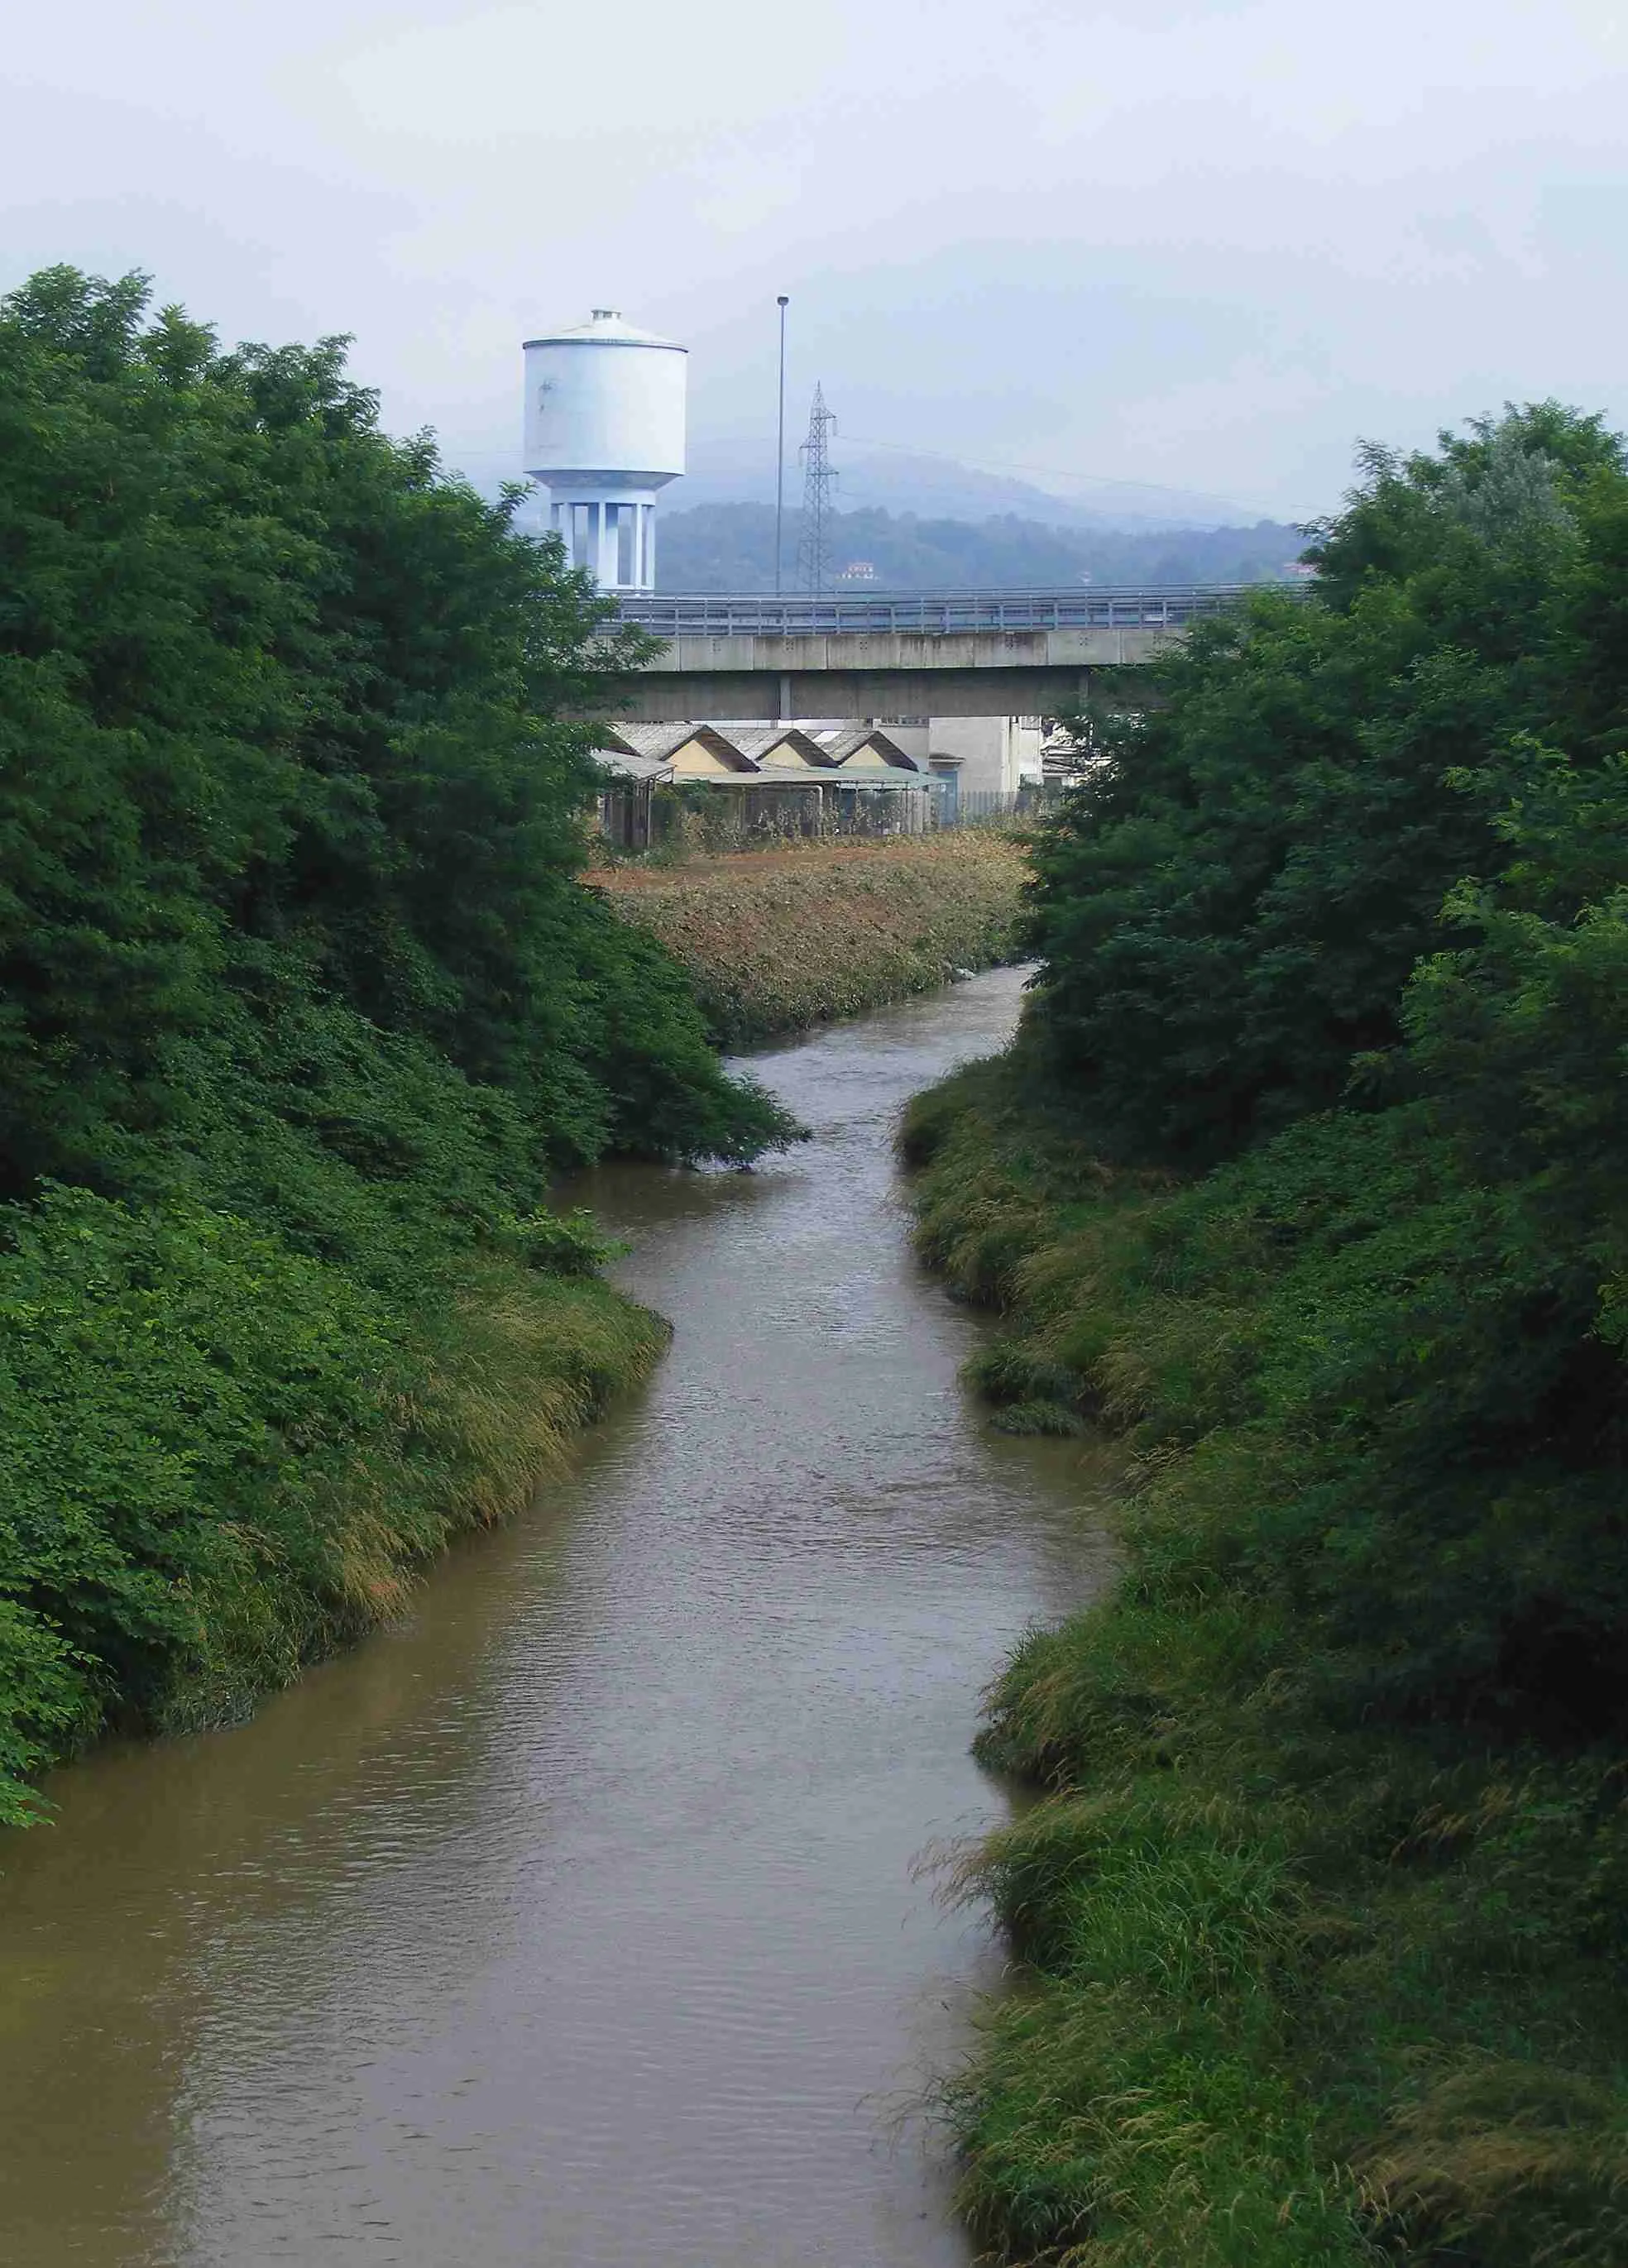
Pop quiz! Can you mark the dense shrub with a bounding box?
[0,265,792,1188]
[0,267,795,1816]
[0,1183,669,1819]
[1027,405,1627,1164]
[908,406,1628,2264]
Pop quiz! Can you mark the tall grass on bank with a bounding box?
[0,1189,667,1821]
[903,1055,1628,2268]
[590,833,1028,1045]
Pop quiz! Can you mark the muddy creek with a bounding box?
[0,965,1113,2267]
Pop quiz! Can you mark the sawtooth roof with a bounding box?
[810,725,918,768]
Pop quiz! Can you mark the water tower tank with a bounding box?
[522,309,687,592]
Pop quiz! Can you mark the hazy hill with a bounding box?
[677,439,1266,529]
[655,504,1306,591]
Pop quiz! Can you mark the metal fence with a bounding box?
[595,776,1072,860]
[928,782,1070,829]
[615,584,1300,639]
[596,777,937,857]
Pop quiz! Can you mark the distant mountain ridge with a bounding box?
[655,502,1306,594]
[676,438,1266,530]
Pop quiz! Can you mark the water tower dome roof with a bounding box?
[522,309,686,352]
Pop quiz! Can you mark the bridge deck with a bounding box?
[596,584,1304,721]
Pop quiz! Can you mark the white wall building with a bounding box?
[923,715,1046,797]
[522,309,687,592]
[836,716,1046,798]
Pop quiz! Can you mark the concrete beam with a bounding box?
[639,627,1180,672]
[592,624,1181,722]
[604,666,1101,721]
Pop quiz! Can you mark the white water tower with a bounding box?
[522,309,687,591]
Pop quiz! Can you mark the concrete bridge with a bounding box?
[606,586,1271,720]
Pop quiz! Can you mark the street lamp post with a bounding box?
[774,295,789,597]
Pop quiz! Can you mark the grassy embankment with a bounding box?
[588,831,1029,1045]
[903,1056,1628,2268]
[2,1191,668,1801]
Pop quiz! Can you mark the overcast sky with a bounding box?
[6,0,1626,520]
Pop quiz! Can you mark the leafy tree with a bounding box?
[1026,405,1628,1163]
[0,268,795,1814]
[0,265,790,1193]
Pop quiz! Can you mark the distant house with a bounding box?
[592,719,935,844]
[803,725,932,830]
[592,721,831,842]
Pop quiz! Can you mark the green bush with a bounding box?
[1027,406,1627,1165]
[0,266,797,1813]
[0,264,794,1190]
[907,405,1628,2264]
[0,1182,670,1825]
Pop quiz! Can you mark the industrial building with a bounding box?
[603,723,758,778]
[590,722,933,849]
[877,715,1046,799]
[806,725,921,773]
[720,725,833,772]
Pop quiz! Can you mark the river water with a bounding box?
[0,965,1114,2268]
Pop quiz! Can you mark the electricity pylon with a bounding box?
[796,383,838,596]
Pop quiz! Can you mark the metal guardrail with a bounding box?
[615,584,1300,638]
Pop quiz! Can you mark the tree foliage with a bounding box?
[1028,404,1628,1162]
[0,269,794,1815]
[909,406,1628,2263]
[1012,401,1628,1728]
[0,265,791,1192]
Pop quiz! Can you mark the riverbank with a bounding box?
[0,1202,669,1821]
[587,832,1028,1045]
[0,968,1092,2268]
[904,1053,1628,2268]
